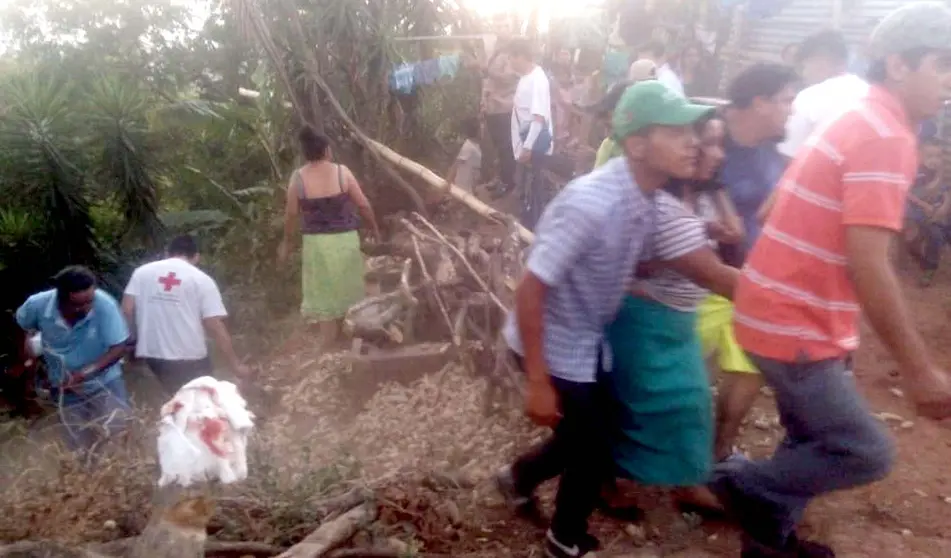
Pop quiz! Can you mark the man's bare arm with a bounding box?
[664,248,739,300]
[203,317,244,373]
[515,273,550,384]
[846,226,932,374]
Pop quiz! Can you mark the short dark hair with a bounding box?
[506,38,534,60]
[638,40,666,58]
[297,125,330,162]
[168,234,199,258]
[866,47,932,84]
[52,266,96,304]
[920,134,942,146]
[727,63,799,109]
[458,117,480,139]
[796,30,849,64]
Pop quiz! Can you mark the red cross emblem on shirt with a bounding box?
[158,272,182,292]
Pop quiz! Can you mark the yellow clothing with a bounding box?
[697,294,758,374]
[594,138,622,168]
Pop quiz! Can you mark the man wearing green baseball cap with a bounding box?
[713,3,951,558]
[496,80,713,558]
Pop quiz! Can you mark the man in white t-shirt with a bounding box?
[637,41,685,97]
[507,38,555,230]
[122,235,248,393]
[777,29,870,159]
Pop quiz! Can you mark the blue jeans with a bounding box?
[56,377,131,455]
[710,355,894,548]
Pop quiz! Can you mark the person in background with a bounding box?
[713,4,951,557]
[549,47,577,147]
[508,38,555,231]
[122,234,249,395]
[777,29,869,160]
[482,25,520,196]
[494,82,713,558]
[591,59,658,169]
[637,41,685,96]
[14,266,131,456]
[677,42,718,98]
[905,136,950,286]
[441,117,483,197]
[278,126,381,345]
[707,63,796,464]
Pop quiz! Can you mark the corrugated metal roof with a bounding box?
[733,0,907,70]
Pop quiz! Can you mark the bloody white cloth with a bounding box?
[157,376,254,487]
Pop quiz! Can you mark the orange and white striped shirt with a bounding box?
[734,86,917,362]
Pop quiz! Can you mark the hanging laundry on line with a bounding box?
[389,53,461,94]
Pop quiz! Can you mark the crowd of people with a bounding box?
[491,2,951,558]
[9,2,951,557]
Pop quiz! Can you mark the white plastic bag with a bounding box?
[157,376,255,487]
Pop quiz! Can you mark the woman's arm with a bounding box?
[711,189,744,244]
[664,247,739,300]
[343,166,382,240]
[278,172,300,263]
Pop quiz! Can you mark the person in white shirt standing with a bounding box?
[637,41,686,97]
[508,38,555,230]
[122,235,249,394]
[777,30,870,159]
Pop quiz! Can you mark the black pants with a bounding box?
[516,158,551,232]
[145,357,213,395]
[509,365,612,545]
[486,112,516,187]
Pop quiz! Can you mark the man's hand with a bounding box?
[518,149,532,164]
[524,374,561,427]
[61,370,88,391]
[707,221,744,245]
[906,368,951,421]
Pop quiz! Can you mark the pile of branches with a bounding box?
[346,212,526,407]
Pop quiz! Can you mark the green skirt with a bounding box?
[605,295,713,486]
[301,231,364,320]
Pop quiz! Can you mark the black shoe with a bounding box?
[494,466,546,526]
[741,533,835,558]
[544,529,600,558]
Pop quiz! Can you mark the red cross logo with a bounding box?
[158,272,182,292]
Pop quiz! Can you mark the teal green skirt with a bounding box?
[605,295,713,486]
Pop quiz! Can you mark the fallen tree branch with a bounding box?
[366,138,533,245]
[411,236,458,345]
[275,503,377,558]
[407,214,508,312]
[311,488,372,518]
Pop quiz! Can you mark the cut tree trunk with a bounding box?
[129,484,217,558]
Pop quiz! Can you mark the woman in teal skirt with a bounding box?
[278,126,381,344]
[606,114,739,501]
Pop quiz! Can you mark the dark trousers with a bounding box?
[516,157,551,232]
[145,357,213,395]
[486,112,516,187]
[711,355,893,548]
[510,370,613,545]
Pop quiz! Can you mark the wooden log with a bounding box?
[364,138,534,245]
[129,484,217,558]
[275,504,377,558]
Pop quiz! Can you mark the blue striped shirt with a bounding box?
[503,157,655,383]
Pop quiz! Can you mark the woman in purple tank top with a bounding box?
[278,127,381,344]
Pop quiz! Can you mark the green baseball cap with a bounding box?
[611,80,715,140]
[868,2,951,60]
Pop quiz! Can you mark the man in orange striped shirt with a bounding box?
[711,3,951,558]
